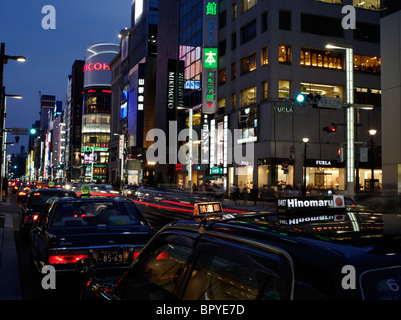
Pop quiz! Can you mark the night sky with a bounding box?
[0,0,131,154]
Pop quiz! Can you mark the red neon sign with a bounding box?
[83,62,111,72]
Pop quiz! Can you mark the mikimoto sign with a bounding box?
[278,195,345,210]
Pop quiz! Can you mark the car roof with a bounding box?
[164,210,401,272]
[53,196,132,203]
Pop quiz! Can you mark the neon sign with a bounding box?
[83,63,111,72]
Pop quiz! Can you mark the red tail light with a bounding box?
[156,251,169,260]
[33,214,39,221]
[49,254,89,264]
[18,192,26,196]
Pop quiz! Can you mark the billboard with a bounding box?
[83,43,119,88]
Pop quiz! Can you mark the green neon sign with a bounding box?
[206,2,217,15]
[204,48,218,69]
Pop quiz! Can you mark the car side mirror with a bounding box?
[76,258,98,274]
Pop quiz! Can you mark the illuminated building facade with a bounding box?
[81,43,119,182]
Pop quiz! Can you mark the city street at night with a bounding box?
[3,0,401,311]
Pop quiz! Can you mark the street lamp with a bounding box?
[303,137,309,195]
[0,92,22,202]
[0,43,25,201]
[325,43,355,197]
[369,129,377,192]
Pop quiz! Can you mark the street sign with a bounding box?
[317,97,342,109]
[8,128,29,135]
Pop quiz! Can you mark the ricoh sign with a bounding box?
[83,43,119,88]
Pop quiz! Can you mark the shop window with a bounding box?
[279,45,291,64]
[278,80,290,99]
[241,52,257,75]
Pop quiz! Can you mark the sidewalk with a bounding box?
[0,193,22,300]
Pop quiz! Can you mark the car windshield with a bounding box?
[49,201,146,228]
[27,190,67,209]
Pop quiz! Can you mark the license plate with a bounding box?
[98,250,124,264]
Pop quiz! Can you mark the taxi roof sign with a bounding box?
[278,195,345,211]
[194,202,223,216]
[48,181,55,188]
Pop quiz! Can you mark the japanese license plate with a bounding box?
[98,250,123,264]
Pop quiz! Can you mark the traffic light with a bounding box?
[295,93,306,104]
[29,128,37,134]
[294,93,321,106]
[337,147,344,162]
[323,125,337,133]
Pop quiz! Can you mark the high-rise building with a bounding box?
[81,43,119,182]
[156,0,384,193]
[65,60,84,182]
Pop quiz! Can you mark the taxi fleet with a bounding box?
[79,195,401,300]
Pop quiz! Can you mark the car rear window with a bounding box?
[360,266,401,300]
[27,191,65,209]
[49,201,145,228]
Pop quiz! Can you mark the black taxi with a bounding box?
[30,196,156,275]
[19,187,77,241]
[80,195,401,300]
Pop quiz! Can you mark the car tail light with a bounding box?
[49,253,89,264]
[18,192,26,196]
[156,251,169,260]
[33,214,39,221]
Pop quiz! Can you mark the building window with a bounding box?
[241,52,257,75]
[231,62,237,79]
[238,105,258,143]
[262,81,268,100]
[279,80,290,99]
[353,0,381,11]
[241,86,257,107]
[242,0,257,13]
[219,10,227,29]
[301,14,343,38]
[354,22,380,43]
[231,32,237,50]
[278,45,291,64]
[231,93,237,110]
[218,98,226,110]
[232,2,237,20]
[313,0,343,4]
[218,39,226,58]
[218,68,226,85]
[241,20,257,45]
[261,11,268,32]
[279,10,291,30]
[261,46,268,66]
[354,54,381,73]
[301,48,344,69]
[301,82,344,99]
